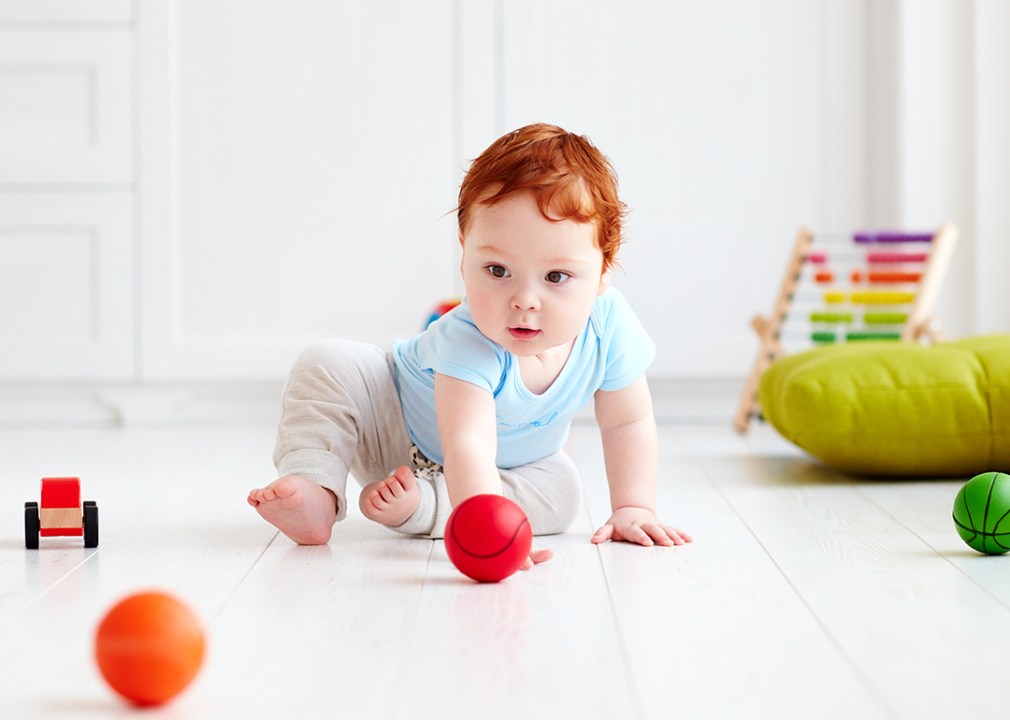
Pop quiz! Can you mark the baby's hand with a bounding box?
[520,546,554,570]
[592,507,693,547]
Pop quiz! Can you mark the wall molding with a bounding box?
[0,381,284,426]
[0,376,743,427]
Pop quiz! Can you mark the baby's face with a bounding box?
[460,191,610,357]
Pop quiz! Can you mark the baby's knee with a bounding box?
[287,340,386,397]
[531,499,579,536]
[541,464,582,535]
[516,453,583,536]
[292,340,361,377]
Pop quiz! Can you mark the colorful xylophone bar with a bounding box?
[811,331,903,343]
[853,231,934,243]
[809,312,908,324]
[824,291,916,304]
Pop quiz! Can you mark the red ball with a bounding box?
[445,494,533,582]
[95,591,205,706]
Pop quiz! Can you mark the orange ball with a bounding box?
[95,591,205,706]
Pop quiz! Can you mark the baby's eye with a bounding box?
[545,271,570,284]
[487,265,509,278]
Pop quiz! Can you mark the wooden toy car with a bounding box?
[25,477,98,549]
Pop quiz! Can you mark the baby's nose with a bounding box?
[511,285,540,311]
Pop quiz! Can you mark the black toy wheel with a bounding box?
[83,501,99,548]
[25,502,39,549]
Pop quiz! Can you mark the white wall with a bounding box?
[0,0,1007,420]
[972,0,1010,336]
[138,0,460,380]
[881,0,1010,342]
[492,0,868,376]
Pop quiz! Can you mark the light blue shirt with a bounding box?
[392,287,655,469]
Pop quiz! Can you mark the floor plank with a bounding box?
[691,434,1010,720]
[195,520,434,719]
[2,422,1008,719]
[0,426,279,717]
[568,429,892,720]
[388,504,637,720]
[858,480,1010,606]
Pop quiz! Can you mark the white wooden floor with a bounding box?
[1,420,1006,720]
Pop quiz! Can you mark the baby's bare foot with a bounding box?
[359,466,421,528]
[247,475,337,545]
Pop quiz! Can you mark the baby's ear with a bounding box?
[597,267,612,295]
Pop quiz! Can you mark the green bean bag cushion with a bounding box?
[759,335,1010,477]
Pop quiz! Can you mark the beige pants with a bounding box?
[273,340,583,538]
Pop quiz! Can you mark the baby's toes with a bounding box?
[386,478,405,498]
[374,483,392,504]
[367,488,387,509]
[392,466,417,489]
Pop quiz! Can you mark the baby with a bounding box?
[248,123,691,565]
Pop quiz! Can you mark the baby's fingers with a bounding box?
[665,526,693,544]
[520,546,554,571]
[639,523,694,547]
[638,523,681,546]
[638,522,675,546]
[591,523,615,544]
[530,547,553,564]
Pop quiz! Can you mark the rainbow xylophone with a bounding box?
[734,224,959,432]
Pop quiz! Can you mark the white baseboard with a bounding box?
[572,376,745,426]
[649,377,747,423]
[0,376,746,427]
[0,382,285,426]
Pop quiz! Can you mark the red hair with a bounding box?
[457,124,627,272]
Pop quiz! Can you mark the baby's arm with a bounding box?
[591,375,692,547]
[434,372,553,568]
[434,372,502,506]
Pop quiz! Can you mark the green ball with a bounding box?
[953,472,1010,555]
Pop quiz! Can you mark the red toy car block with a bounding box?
[25,477,99,549]
[40,477,82,537]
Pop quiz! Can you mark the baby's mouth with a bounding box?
[508,327,541,340]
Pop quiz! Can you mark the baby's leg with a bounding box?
[498,450,583,535]
[258,340,415,540]
[247,476,337,545]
